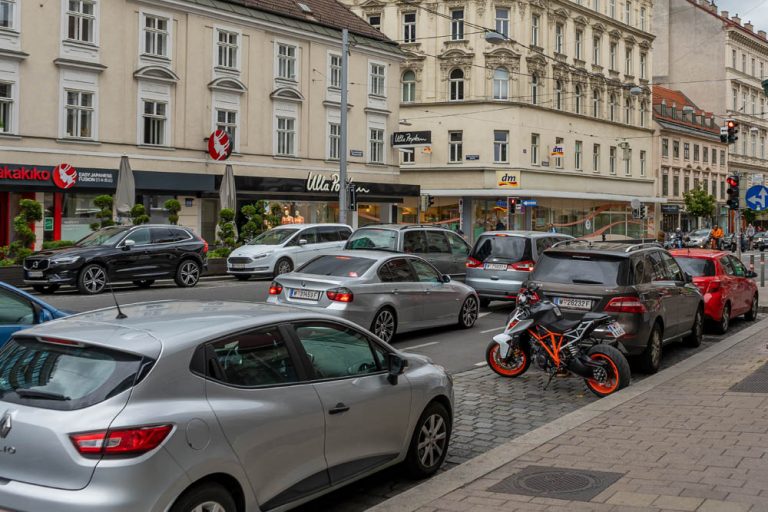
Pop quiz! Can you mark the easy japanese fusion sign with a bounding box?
[0,164,116,190]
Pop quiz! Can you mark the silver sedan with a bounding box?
[266,250,480,343]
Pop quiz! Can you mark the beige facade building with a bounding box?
[343,0,657,241]
[0,0,415,248]
[654,0,768,215]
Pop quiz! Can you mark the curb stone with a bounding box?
[367,316,768,512]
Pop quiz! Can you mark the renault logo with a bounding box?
[0,412,11,439]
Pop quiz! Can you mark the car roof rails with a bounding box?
[550,239,593,249]
[623,242,663,253]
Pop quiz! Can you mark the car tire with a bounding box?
[746,294,758,321]
[32,284,59,294]
[714,303,730,335]
[371,308,397,343]
[479,298,491,308]
[170,482,236,512]
[234,274,251,281]
[637,323,663,374]
[458,296,479,329]
[403,401,451,479]
[683,307,704,347]
[77,264,107,295]
[274,258,293,276]
[133,279,154,289]
[174,259,201,288]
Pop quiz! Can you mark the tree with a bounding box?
[216,208,236,253]
[164,199,181,225]
[130,204,150,225]
[9,198,43,263]
[683,187,716,226]
[239,200,280,243]
[91,194,115,231]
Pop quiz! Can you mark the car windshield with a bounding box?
[248,229,299,245]
[675,257,715,277]
[470,235,531,263]
[298,255,376,277]
[75,227,129,247]
[533,253,628,286]
[345,229,398,250]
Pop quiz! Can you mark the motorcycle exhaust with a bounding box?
[566,354,607,379]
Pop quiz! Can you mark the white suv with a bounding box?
[227,223,352,279]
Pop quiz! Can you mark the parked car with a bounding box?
[670,249,758,333]
[754,231,767,251]
[0,281,68,346]
[0,301,453,512]
[227,224,352,279]
[525,241,704,374]
[267,251,479,343]
[686,228,712,248]
[465,231,572,307]
[23,225,207,295]
[344,224,470,279]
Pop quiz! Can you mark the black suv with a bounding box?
[24,225,208,295]
[525,241,703,373]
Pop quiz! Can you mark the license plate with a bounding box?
[230,263,247,269]
[289,288,321,301]
[484,263,508,271]
[27,271,43,278]
[607,321,626,338]
[553,297,592,310]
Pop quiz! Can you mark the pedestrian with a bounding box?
[656,230,666,244]
[495,220,505,230]
[547,223,557,233]
[747,223,756,251]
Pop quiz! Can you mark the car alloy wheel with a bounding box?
[417,413,448,470]
[718,304,730,334]
[81,265,106,294]
[177,261,200,287]
[460,296,478,328]
[276,259,292,275]
[746,295,758,321]
[373,309,395,342]
[190,502,227,512]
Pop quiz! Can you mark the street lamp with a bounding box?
[484,30,507,44]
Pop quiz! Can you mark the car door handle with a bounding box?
[392,289,399,294]
[329,403,350,415]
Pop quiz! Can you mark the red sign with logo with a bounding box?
[52,163,78,189]
[208,130,232,161]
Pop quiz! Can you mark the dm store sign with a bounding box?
[495,170,521,189]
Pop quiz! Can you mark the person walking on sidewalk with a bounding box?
[746,223,756,251]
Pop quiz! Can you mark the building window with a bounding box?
[609,94,617,121]
[278,44,297,81]
[555,23,564,54]
[451,9,464,40]
[742,53,747,73]
[592,89,600,118]
[732,49,737,68]
[609,42,617,70]
[575,29,583,60]
[67,0,95,43]
[625,48,633,75]
[575,140,583,170]
[574,85,582,114]
[67,90,95,138]
[216,30,238,69]
[592,35,600,65]
[328,122,340,160]
[662,171,669,196]
[531,133,540,165]
[609,146,616,174]
[531,14,540,46]
[216,109,237,146]
[712,147,717,165]
[401,70,416,102]
[751,133,757,157]
[495,8,509,38]
[493,68,509,100]
[0,0,15,29]
[276,116,296,156]
[624,0,631,25]
[449,69,464,101]
[370,63,385,96]
[640,6,646,31]
[555,80,563,110]
[142,100,167,146]
[624,97,632,124]
[640,52,647,79]
[662,138,669,157]
[693,144,699,161]
[143,14,169,57]
[720,150,725,163]
[762,135,766,159]
[494,130,508,163]
[329,54,341,88]
[684,175,690,193]
[531,73,539,105]
[751,58,756,76]
[640,150,646,176]
[624,148,632,175]
[752,94,757,114]
[609,0,616,17]
[683,142,690,160]
[732,88,737,111]
[369,128,384,163]
[403,12,416,43]
[594,0,600,12]
[401,148,414,164]
[593,143,600,172]
[639,100,646,127]
[720,178,725,199]
[554,136,564,168]
[673,174,680,196]
[0,82,12,134]
[672,140,679,158]
[449,130,462,162]
[368,14,381,29]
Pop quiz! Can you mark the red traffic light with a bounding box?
[727,175,739,188]
[727,120,737,129]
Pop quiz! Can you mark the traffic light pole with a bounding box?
[338,29,349,225]
[735,171,742,260]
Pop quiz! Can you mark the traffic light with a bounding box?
[640,204,647,219]
[720,126,728,143]
[726,119,739,144]
[427,195,435,208]
[726,175,740,210]
[348,183,357,211]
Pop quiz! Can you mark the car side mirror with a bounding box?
[386,353,408,385]
[684,272,693,284]
[298,239,308,246]
[747,270,758,278]
[37,308,53,323]
[122,239,135,251]
[441,274,451,283]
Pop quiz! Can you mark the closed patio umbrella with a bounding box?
[219,164,237,212]
[114,156,135,222]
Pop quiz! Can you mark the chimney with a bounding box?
[732,14,741,25]
[721,10,729,19]
[708,2,718,13]
[759,30,767,40]
[745,21,754,32]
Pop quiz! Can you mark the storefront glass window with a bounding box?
[395,197,418,224]
[473,199,508,240]
[61,193,100,242]
[357,204,382,226]
[422,197,460,231]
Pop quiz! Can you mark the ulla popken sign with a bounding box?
[305,172,371,194]
[391,131,431,147]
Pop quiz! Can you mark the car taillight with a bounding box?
[70,425,172,457]
[604,297,647,314]
[269,282,283,295]
[510,261,535,272]
[202,240,209,254]
[327,287,353,302]
[706,280,721,293]
[466,257,483,268]
[517,288,540,303]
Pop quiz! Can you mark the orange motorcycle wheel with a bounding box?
[486,341,530,378]
[585,345,631,398]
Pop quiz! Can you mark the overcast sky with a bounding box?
[713,0,768,31]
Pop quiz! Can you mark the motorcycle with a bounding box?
[485,285,631,398]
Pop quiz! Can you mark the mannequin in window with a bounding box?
[293,210,305,224]
[281,207,294,225]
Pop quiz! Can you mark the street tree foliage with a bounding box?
[216,208,236,255]
[743,209,757,224]
[164,199,181,225]
[683,187,716,220]
[130,204,150,225]
[8,199,43,263]
[239,201,281,243]
[91,194,115,231]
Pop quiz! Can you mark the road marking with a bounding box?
[478,312,492,318]
[474,361,487,366]
[402,341,439,350]
[480,326,506,334]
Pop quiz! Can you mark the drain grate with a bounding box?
[730,362,768,393]
[488,465,623,502]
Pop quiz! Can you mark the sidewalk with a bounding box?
[371,317,768,512]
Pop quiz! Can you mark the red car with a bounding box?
[670,249,758,334]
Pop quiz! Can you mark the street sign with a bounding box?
[746,185,768,211]
[43,217,53,231]
[207,130,232,161]
[522,199,537,207]
[349,149,364,157]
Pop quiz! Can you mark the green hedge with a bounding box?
[42,240,75,250]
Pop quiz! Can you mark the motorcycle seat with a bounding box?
[546,318,582,333]
[582,312,612,323]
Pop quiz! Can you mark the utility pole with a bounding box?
[338,29,349,225]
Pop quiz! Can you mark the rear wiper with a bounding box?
[571,279,603,284]
[15,389,70,401]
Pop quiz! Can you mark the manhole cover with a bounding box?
[488,466,623,502]
[730,362,768,393]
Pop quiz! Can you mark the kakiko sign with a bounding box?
[391,131,432,147]
[0,164,117,190]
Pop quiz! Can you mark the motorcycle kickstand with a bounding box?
[543,371,556,390]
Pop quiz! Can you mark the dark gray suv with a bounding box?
[525,241,704,374]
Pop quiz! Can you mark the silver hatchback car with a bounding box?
[0,302,453,512]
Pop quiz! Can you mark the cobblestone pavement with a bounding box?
[294,316,762,512]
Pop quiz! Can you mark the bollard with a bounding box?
[762,252,766,288]
[750,254,755,274]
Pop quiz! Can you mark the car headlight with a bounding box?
[51,255,80,265]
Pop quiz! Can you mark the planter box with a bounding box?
[0,266,25,287]
[205,258,228,276]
